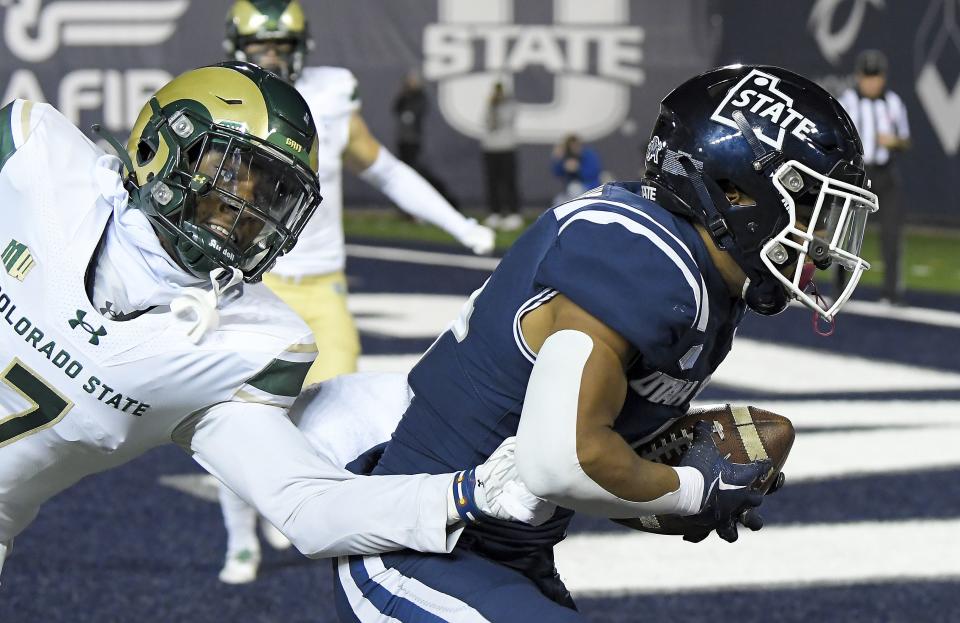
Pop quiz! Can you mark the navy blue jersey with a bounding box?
[373,182,746,558]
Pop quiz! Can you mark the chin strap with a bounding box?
[170,267,243,344]
[807,280,836,336]
[676,155,789,316]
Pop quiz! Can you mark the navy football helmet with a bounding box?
[643,65,878,319]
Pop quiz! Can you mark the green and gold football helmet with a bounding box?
[224,0,311,82]
[126,61,321,283]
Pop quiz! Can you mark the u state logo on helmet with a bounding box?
[709,69,820,151]
[125,61,321,283]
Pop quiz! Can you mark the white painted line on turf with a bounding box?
[839,299,960,329]
[748,400,960,428]
[774,418,960,482]
[348,245,960,329]
[556,518,960,595]
[713,338,960,393]
[347,293,960,393]
[157,473,220,502]
[346,244,500,271]
[692,400,960,482]
[358,354,422,374]
[350,294,463,338]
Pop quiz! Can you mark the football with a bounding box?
[616,404,795,536]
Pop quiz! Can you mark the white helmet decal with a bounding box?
[710,69,820,150]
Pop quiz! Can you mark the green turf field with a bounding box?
[344,211,960,295]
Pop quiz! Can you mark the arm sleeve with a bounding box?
[514,330,703,517]
[0,99,46,175]
[188,401,459,558]
[534,215,701,366]
[358,147,475,240]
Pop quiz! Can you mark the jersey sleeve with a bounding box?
[0,99,47,175]
[231,334,318,408]
[187,400,459,558]
[535,210,704,367]
[340,68,361,114]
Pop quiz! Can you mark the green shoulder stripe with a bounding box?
[246,358,311,397]
[0,103,16,172]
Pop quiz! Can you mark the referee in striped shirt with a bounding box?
[839,50,911,305]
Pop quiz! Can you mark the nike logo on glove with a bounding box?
[706,474,746,500]
[717,474,746,491]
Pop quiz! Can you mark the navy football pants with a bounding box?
[333,548,584,622]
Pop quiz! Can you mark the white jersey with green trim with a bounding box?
[0,101,459,562]
[0,99,316,541]
[270,66,360,278]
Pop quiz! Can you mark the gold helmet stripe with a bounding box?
[229,0,306,37]
[128,67,269,184]
[229,0,267,37]
[279,1,306,33]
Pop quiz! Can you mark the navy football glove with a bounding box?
[679,421,770,543]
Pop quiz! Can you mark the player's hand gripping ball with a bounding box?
[616,405,794,541]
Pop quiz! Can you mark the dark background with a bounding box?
[0,0,954,218]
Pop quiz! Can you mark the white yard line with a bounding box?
[556,518,960,595]
[836,299,960,329]
[346,244,501,271]
[712,338,960,393]
[348,244,960,329]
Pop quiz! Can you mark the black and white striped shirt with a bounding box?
[839,88,910,166]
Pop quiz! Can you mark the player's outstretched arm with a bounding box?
[515,295,765,520]
[185,401,457,558]
[182,400,546,559]
[344,112,495,255]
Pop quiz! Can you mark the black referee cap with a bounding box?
[855,49,888,76]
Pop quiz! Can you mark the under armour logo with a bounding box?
[98,301,121,320]
[69,310,107,345]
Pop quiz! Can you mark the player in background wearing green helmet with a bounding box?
[224,0,494,384]
[0,62,547,586]
[217,0,497,583]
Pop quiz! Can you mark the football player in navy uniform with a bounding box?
[331,65,878,621]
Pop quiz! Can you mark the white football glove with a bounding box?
[450,437,556,526]
[456,219,496,255]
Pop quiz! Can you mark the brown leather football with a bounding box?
[615,404,795,535]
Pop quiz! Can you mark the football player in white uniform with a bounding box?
[225,0,494,386]
[216,0,497,583]
[0,61,544,586]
